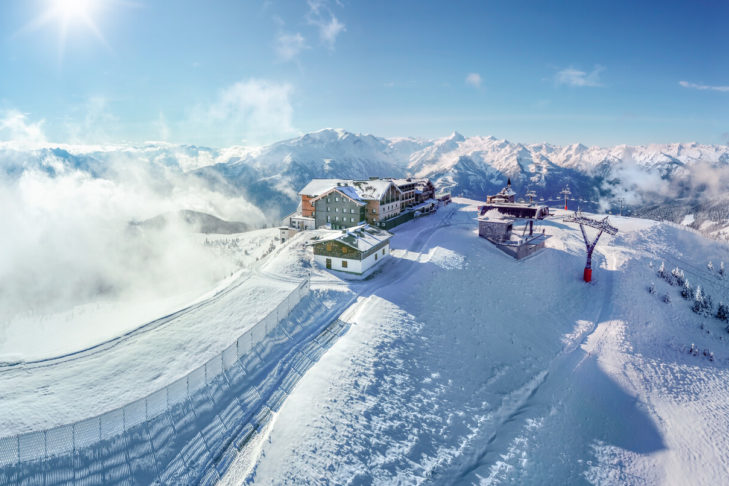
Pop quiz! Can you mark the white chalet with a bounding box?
[311,224,393,274]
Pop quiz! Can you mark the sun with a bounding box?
[18,0,110,61]
[52,0,97,21]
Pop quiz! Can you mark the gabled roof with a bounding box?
[299,178,401,201]
[310,186,366,206]
[299,179,347,197]
[318,224,392,252]
[350,179,401,200]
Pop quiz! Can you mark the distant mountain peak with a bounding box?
[448,131,466,142]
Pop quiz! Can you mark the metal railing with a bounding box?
[0,279,309,484]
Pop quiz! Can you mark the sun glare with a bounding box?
[53,0,96,20]
[17,0,110,62]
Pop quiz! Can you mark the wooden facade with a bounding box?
[301,195,315,217]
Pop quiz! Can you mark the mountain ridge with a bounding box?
[2,129,728,235]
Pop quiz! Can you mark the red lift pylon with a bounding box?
[563,211,618,282]
[560,185,571,210]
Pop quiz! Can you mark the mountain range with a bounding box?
[2,129,728,237]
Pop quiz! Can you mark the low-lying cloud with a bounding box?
[0,141,268,332]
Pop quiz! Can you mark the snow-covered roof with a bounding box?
[391,178,415,187]
[478,209,513,222]
[350,179,400,200]
[299,179,347,197]
[310,186,366,206]
[299,178,400,201]
[318,224,392,252]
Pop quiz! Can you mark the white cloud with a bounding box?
[555,65,604,87]
[679,81,729,92]
[275,32,308,62]
[306,0,345,48]
[0,146,269,328]
[465,73,482,88]
[190,79,297,146]
[0,109,46,143]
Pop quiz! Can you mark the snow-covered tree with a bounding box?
[681,279,693,300]
[720,262,725,277]
[708,261,714,272]
[692,286,712,314]
[657,261,666,279]
[671,267,685,286]
[648,282,656,294]
[662,293,671,304]
[717,302,729,322]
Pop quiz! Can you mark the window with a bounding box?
[327,198,330,203]
[342,246,347,253]
[335,197,339,202]
[372,208,376,214]
[375,253,378,260]
[326,243,332,251]
[341,260,348,268]
[335,207,339,212]
[335,216,339,221]
[327,215,330,222]
[350,208,354,213]
[326,206,330,211]
[382,249,385,255]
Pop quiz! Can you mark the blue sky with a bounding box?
[0,0,727,147]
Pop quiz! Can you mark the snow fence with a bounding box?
[0,278,319,485]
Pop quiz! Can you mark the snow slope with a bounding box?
[0,229,279,363]
[0,230,298,435]
[226,200,729,485]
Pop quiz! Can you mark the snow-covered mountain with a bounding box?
[195,129,729,220]
[2,130,728,230]
[195,128,418,214]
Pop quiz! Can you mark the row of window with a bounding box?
[326,216,357,223]
[324,207,357,213]
[325,248,387,268]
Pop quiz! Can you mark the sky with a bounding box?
[0,0,727,147]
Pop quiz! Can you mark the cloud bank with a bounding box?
[0,113,268,337]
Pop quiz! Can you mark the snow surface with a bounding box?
[0,229,280,362]
[221,199,729,485]
[4,197,729,484]
[681,214,695,226]
[0,229,298,435]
